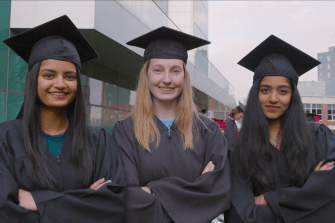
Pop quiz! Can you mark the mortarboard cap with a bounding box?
[126,26,210,64]
[237,35,320,84]
[3,15,98,71]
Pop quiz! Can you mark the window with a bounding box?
[327,55,331,62]
[328,72,331,79]
[320,55,322,60]
[328,105,335,121]
[327,64,331,70]
[303,104,322,120]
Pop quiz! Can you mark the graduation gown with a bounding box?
[225,122,335,223]
[0,119,125,223]
[112,116,231,223]
[224,118,238,146]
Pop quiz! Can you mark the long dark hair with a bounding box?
[17,61,93,189]
[230,77,319,189]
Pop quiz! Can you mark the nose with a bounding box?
[54,76,66,89]
[162,72,172,85]
[269,91,278,103]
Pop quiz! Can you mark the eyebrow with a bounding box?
[40,69,77,74]
[260,84,291,89]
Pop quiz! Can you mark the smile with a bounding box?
[267,106,279,111]
[159,87,174,91]
[50,92,67,98]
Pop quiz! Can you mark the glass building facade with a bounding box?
[1,0,236,129]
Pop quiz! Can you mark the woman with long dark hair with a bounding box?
[225,35,335,223]
[0,15,125,223]
[112,27,231,223]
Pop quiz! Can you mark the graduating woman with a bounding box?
[225,35,335,223]
[225,106,244,146]
[1,16,125,223]
[112,27,231,223]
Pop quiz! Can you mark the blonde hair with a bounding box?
[133,60,199,152]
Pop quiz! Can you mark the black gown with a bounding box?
[225,122,335,223]
[112,115,231,223]
[224,118,238,146]
[0,119,126,223]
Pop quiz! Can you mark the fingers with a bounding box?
[202,161,215,174]
[90,178,105,190]
[95,180,112,190]
[319,161,334,171]
[314,161,323,172]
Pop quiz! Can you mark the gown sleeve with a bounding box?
[225,172,281,223]
[112,121,172,223]
[30,129,126,223]
[146,122,231,223]
[0,140,39,223]
[263,124,335,223]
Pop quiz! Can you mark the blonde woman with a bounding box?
[112,27,231,223]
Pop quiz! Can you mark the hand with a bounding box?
[18,189,38,211]
[314,161,334,172]
[141,186,151,194]
[202,161,215,174]
[90,178,111,190]
[254,194,267,205]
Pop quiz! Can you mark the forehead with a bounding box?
[150,58,183,67]
[260,76,290,86]
[39,59,76,71]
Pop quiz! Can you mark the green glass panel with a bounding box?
[306,104,310,108]
[118,87,130,110]
[0,92,6,123]
[6,93,23,120]
[312,104,316,109]
[317,104,321,109]
[8,48,28,92]
[0,1,10,90]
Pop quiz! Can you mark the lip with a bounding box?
[267,105,280,111]
[158,87,174,92]
[49,92,67,98]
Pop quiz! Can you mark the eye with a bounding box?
[43,73,54,78]
[153,68,162,73]
[65,74,77,80]
[279,89,288,94]
[260,88,270,93]
[172,69,180,74]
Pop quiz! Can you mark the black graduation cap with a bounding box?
[238,35,320,84]
[126,26,210,64]
[3,15,98,71]
[237,101,245,113]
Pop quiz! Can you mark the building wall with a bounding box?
[317,48,335,96]
[297,81,324,96]
[301,96,335,131]
[0,0,236,131]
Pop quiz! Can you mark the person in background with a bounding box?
[112,26,231,223]
[225,35,335,223]
[0,15,125,223]
[225,106,244,146]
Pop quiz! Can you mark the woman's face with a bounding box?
[235,112,243,121]
[258,76,292,120]
[37,59,77,108]
[148,58,184,104]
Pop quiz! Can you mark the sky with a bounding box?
[208,1,335,100]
